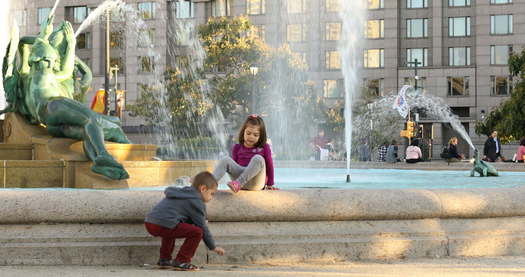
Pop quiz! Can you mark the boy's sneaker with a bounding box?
[157,258,173,269]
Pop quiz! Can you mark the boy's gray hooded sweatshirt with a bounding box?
[145,186,216,250]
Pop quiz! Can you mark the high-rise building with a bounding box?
[11,0,523,157]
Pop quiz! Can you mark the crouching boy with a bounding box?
[145,171,225,271]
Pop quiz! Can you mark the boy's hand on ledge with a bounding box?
[264,185,280,190]
[213,247,225,256]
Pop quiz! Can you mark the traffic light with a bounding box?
[400,121,416,138]
[406,121,415,136]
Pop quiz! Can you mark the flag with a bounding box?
[393,85,410,118]
[90,89,106,114]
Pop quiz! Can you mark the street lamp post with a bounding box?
[249,66,259,113]
[110,65,120,117]
[104,9,111,115]
[407,58,421,90]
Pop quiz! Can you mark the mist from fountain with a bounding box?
[354,86,476,157]
[72,0,227,159]
[0,0,12,114]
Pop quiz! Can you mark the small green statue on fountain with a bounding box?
[471,150,499,177]
[1,14,130,180]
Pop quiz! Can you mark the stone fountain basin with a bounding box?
[1,187,525,265]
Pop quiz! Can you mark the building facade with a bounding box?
[11,0,524,157]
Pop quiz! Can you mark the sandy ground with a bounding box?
[2,257,525,277]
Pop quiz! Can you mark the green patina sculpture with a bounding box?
[2,15,130,180]
[471,150,499,177]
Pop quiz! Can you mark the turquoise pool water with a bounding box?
[2,168,523,191]
[270,168,524,189]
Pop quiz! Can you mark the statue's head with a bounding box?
[29,38,59,71]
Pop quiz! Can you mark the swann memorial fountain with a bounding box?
[0,0,525,267]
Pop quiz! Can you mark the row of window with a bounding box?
[109,56,156,74]
[401,15,513,39]
[279,14,511,45]
[406,0,511,8]
[73,28,156,50]
[363,45,511,69]
[30,2,156,26]
[322,75,511,99]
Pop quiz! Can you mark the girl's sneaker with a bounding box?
[227,180,241,193]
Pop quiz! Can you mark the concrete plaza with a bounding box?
[2,257,525,277]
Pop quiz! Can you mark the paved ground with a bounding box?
[3,257,525,277]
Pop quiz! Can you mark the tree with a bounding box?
[476,49,525,143]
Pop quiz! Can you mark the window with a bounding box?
[138,2,156,20]
[325,51,341,70]
[364,78,384,96]
[368,0,384,9]
[407,48,428,67]
[449,47,470,66]
[110,31,124,49]
[323,80,344,98]
[326,0,341,12]
[251,25,266,41]
[449,17,470,37]
[110,57,124,73]
[447,77,469,96]
[491,0,512,4]
[490,76,512,96]
[407,18,428,38]
[72,6,88,23]
[138,56,155,73]
[326,22,341,40]
[491,15,513,35]
[294,51,308,68]
[404,77,426,91]
[176,0,194,18]
[76,32,91,49]
[364,49,384,68]
[38,8,51,25]
[287,24,307,42]
[111,9,125,22]
[407,0,427,8]
[449,0,470,6]
[138,29,155,48]
[247,0,265,15]
[366,20,384,39]
[491,45,511,65]
[212,0,230,16]
[288,0,306,14]
[15,10,27,26]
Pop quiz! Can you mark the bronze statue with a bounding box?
[2,14,130,180]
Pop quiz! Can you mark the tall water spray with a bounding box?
[338,2,367,181]
[71,0,228,159]
[0,0,13,114]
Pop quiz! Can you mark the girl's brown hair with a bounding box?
[238,115,267,148]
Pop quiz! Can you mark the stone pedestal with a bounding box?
[0,112,212,189]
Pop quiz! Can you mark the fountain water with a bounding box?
[354,86,476,160]
[338,1,367,181]
[73,0,227,160]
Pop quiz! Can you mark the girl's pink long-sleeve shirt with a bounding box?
[232,143,274,186]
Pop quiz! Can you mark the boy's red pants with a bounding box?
[144,222,203,262]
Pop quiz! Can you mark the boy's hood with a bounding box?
[164,186,201,200]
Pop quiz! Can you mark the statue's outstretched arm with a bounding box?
[55,22,75,82]
[39,14,55,41]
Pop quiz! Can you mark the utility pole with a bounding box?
[104,9,111,115]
